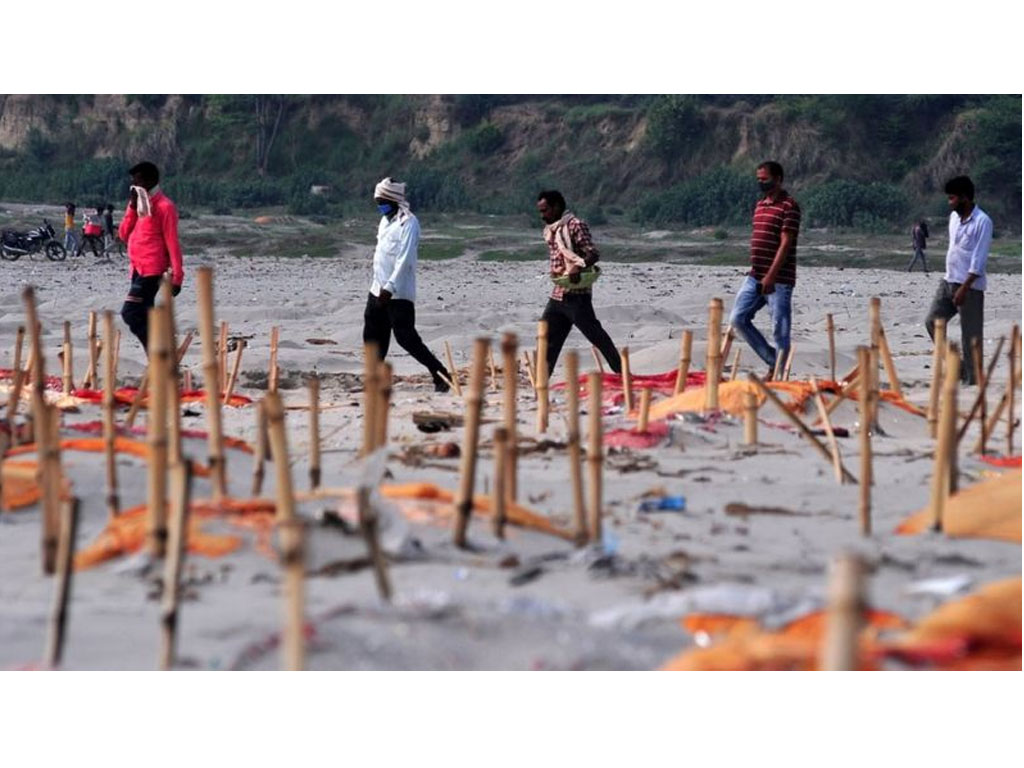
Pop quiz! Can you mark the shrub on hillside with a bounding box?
[802,180,909,227]
[631,167,755,226]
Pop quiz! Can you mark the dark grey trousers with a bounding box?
[924,280,984,385]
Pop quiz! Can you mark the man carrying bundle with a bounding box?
[362,177,451,392]
[728,161,800,378]
[118,161,185,352]
[536,190,621,376]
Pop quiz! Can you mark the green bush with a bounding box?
[466,122,504,155]
[802,180,909,227]
[644,95,703,164]
[632,167,756,226]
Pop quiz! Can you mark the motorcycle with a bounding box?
[0,219,67,261]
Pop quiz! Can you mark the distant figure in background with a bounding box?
[118,161,185,353]
[536,189,621,376]
[63,202,79,255]
[925,175,991,385]
[728,160,801,378]
[362,177,451,392]
[76,205,105,258]
[103,203,116,239]
[907,218,930,272]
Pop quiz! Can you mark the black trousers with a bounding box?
[362,293,445,374]
[76,234,103,258]
[925,280,985,385]
[542,292,621,377]
[121,270,163,353]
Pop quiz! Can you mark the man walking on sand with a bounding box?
[362,177,451,392]
[907,218,930,273]
[118,161,185,353]
[925,175,992,385]
[536,190,621,377]
[728,161,801,378]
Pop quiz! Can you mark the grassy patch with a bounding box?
[477,249,535,262]
[419,242,465,260]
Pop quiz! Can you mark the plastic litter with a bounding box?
[904,575,973,598]
[638,495,686,513]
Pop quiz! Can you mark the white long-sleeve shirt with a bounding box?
[370,212,419,301]
[945,205,992,291]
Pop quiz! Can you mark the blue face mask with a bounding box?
[377,203,395,216]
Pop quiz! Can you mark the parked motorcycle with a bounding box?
[0,219,67,261]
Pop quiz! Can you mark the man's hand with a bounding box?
[129,188,138,211]
[171,283,182,297]
[953,284,969,307]
[760,275,776,295]
[379,288,392,303]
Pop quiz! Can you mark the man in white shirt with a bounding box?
[362,177,450,392]
[924,175,992,385]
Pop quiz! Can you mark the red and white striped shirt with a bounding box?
[749,191,800,286]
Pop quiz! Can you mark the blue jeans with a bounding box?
[728,275,793,369]
[64,230,79,253]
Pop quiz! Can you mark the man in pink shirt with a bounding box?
[118,161,185,352]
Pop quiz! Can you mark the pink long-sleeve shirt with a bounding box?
[118,189,184,285]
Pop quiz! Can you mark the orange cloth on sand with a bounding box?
[895,469,1021,542]
[1,460,43,510]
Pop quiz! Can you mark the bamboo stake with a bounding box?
[453,338,489,548]
[729,346,742,381]
[565,351,587,546]
[102,311,120,519]
[811,377,846,485]
[772,352,784,382]
[12,324,24,376]
[972,337,986,453]
[488,345,497,393]
[926,318,946,439]
[361,342,380,457]
[586,372,604,544]
[955,337,1005,446]
[183,369,193,392]
[125,367,148,428]
[976,390,1008,455]
[868,297,881,430]
[743,390,758,447]
[720,324,734,361]
[1009,324,1019,456]
[308,376,321,490]
[782,344,796,382]
[748,372,858,484]
[501,333,519,503]
[42,406,63,572]
[931,345,960,529]
[620,346,633,414]
[23,288,58,575]
[62,321,73,395]
[268,325,280,394]
[146,307,170,558]
[820,553,865,671]
[223,339,246,405]
[590,346,604,375]
[877,325,903,398]
[5,326,26,445]
[857,346,872,535]
[196,267,227,501]
[251,400,267,497]
[159,462,192,671]
[357,484,392,602]
[374,362,393,451]
[522,350,537,392]
[161,280,182,472]
[492,426,509,540]
[444,341,463,398]
[536,321,549,433]
[706,298,722,411]
[264,392,304,670]
[44,497,79,669]
[84,311,98,389]
[826,313,836,382]
[637,388,652,433]
[113,329,121,382]
[673,330,693,396]
[218,321,228,392]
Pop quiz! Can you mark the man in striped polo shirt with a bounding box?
[728,161,801,377]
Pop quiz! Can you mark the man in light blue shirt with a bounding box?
[924,175,992,385]
[362,177,450,392]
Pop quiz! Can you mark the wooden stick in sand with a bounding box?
[586,372,604,544]
[782,344,796,382]
[444,341,463,398]
[729,346,742,381]
[536,321,549,434]
[857,346,872,535]
[868,297,881,430]
[926,317,946,439]
[637,388,652,433]
[102,311,120,519]
[374,362,393,450]
[127,318,190,431]
[357,484,392,603]
[772,352,784,382]
[263,392,305,670]
[501,333,518,503]
[146,307,171,558]
[361,343,380,458]
[705,298,723,410]
[955,336,1004,448]
[223,339,246,405]
[196,267,227,501]
[1009,324,1019,456]
[218,321,229,392]
[23,288,59,574]
[748,372,858,484]
[826,313,836,382]
[565,351,587,545]
[44,496,80,669]
[820,552,865,671]
[183,369,193,392]
[488,345,497,393]
[673,330,692,396]
[492,426,509,540]
[811,377,846,485]
[971,337,986,452]
[620,346,633,414]
[590,346,604,375]
[720,324,735,360]
[742,390,758,447]
[877,324,903,398]
[251,400,267,497]
[161,279,183,472]
[930,344,960,530]
[82,311,98,389]
[62,321,73,395]
[5,326,26,446]
[522,350,537,393]
[308,375,321,490]
[975,391,1008,455]
[268,325,280,394]
[159,462,193,671]
[453,338,490,548]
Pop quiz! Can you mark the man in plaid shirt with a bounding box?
[537,190,622,376]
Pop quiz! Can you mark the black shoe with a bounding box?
[433,370,451,393]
